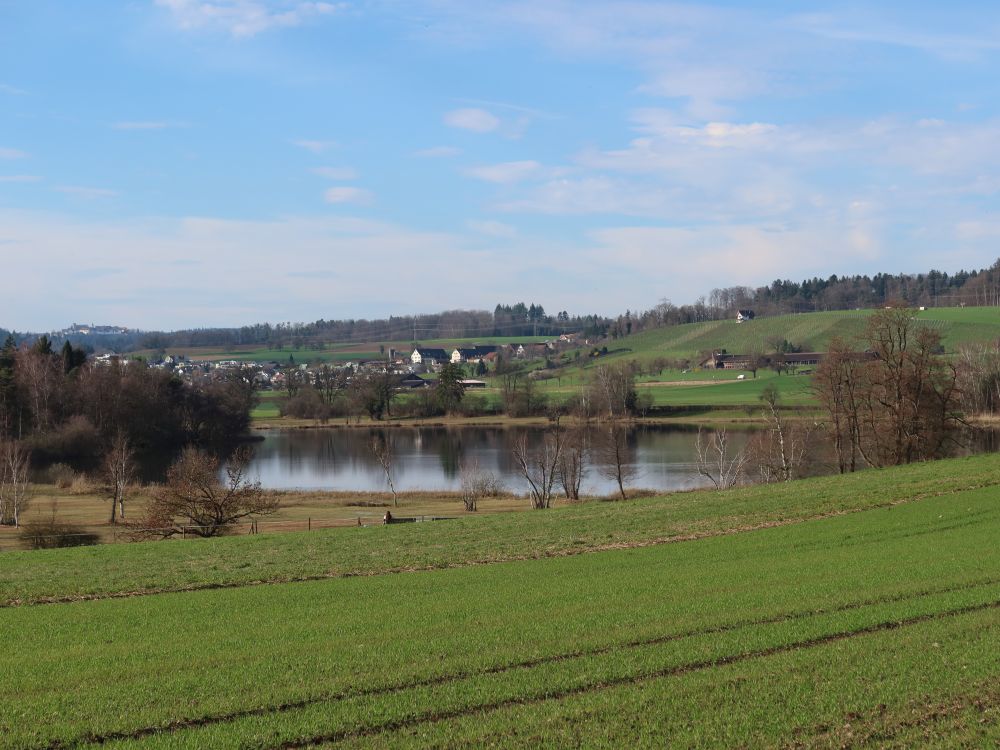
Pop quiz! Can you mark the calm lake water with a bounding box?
[245,425,756,495]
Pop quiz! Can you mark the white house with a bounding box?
[411,347,450,366]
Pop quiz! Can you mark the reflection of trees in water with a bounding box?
[242,425,1000,493]
[437,429,464,479]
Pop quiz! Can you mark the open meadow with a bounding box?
[1,454,999,747]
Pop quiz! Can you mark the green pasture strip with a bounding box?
[1,488,998,748]
[642,374,815,407]
[4,454,1000,607]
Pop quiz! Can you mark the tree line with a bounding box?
[621,260,1000,337]
[0,335,256,461]
[137,303,611,351]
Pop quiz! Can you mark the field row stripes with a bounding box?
[277,598,1000,749]
[59,577,1000,749]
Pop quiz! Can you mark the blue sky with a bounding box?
[3,1,1000,331]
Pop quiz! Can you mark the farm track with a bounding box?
[277,598,1000,749]
[3,490,944,610]
[56,577,1000,749]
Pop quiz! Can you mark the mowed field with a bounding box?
[2,455,999,748]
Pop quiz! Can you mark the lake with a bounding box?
[244,425,756,495]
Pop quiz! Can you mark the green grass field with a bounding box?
[600,306,1000,368]
[1,455,999,747]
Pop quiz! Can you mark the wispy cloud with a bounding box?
[443,108,500,133]
[311,166,358,179]
[291,139,337,153]
[155,0,346,38]
[0,83,26,95]
[788,12,1000,62]
[0,148,28,160]
[0,175,41,183]
[55,185,119,199]
[323,186,371,204]
[413,145,461,158]
[467,219,518,238]
[465,160,541,184]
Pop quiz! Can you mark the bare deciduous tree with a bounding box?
[813,307,961,470]
[595,426,636,500]
[590,363,637,419]
[134,446,277,538]
[0,439,31,527]
[695,428,748,490]
[458,459,505,512]
[752,385,815,482]
[369,432,398,506]
[512,429,563,509]
[956,341,1000,415]
[102,433,136,524]
[557,429,587,501]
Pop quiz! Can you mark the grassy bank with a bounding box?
[3,453,999,606]
[0,458,998,747]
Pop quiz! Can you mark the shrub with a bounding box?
[19,520,101,549]
[69,475,94,495]
[26,416,102,460]
[45,463,77,488]
[280,388,334,421]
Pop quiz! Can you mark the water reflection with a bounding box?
[244,425,757,495]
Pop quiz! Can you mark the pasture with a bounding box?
[602,306,1000,368]
[1,455,999,747]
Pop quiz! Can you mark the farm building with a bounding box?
[450,345,500,364]
[410,348,450,366]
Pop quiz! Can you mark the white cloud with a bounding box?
[443,108,500,133]
[0,210,523,330]
[467,219,518,238]
[0,175,41,183]
[323,186,371,204]
[55,186,119,199]
[0,148,27,160]
[291,139,337,153]
[497,176,680,217]
[465,160,541,184]
[587,221,884,289]
[155,0,345,37]
[0,83,25,95]
[413,145,461,158]
[311,166,358,180]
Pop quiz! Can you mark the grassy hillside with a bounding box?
[609,306,1000,366]
[1,456,998,747]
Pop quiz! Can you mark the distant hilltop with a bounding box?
[60,323,130,336]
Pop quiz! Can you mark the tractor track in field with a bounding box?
[6,482,985,611]
[48,578,1000,749]
[276,599,1000,749]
